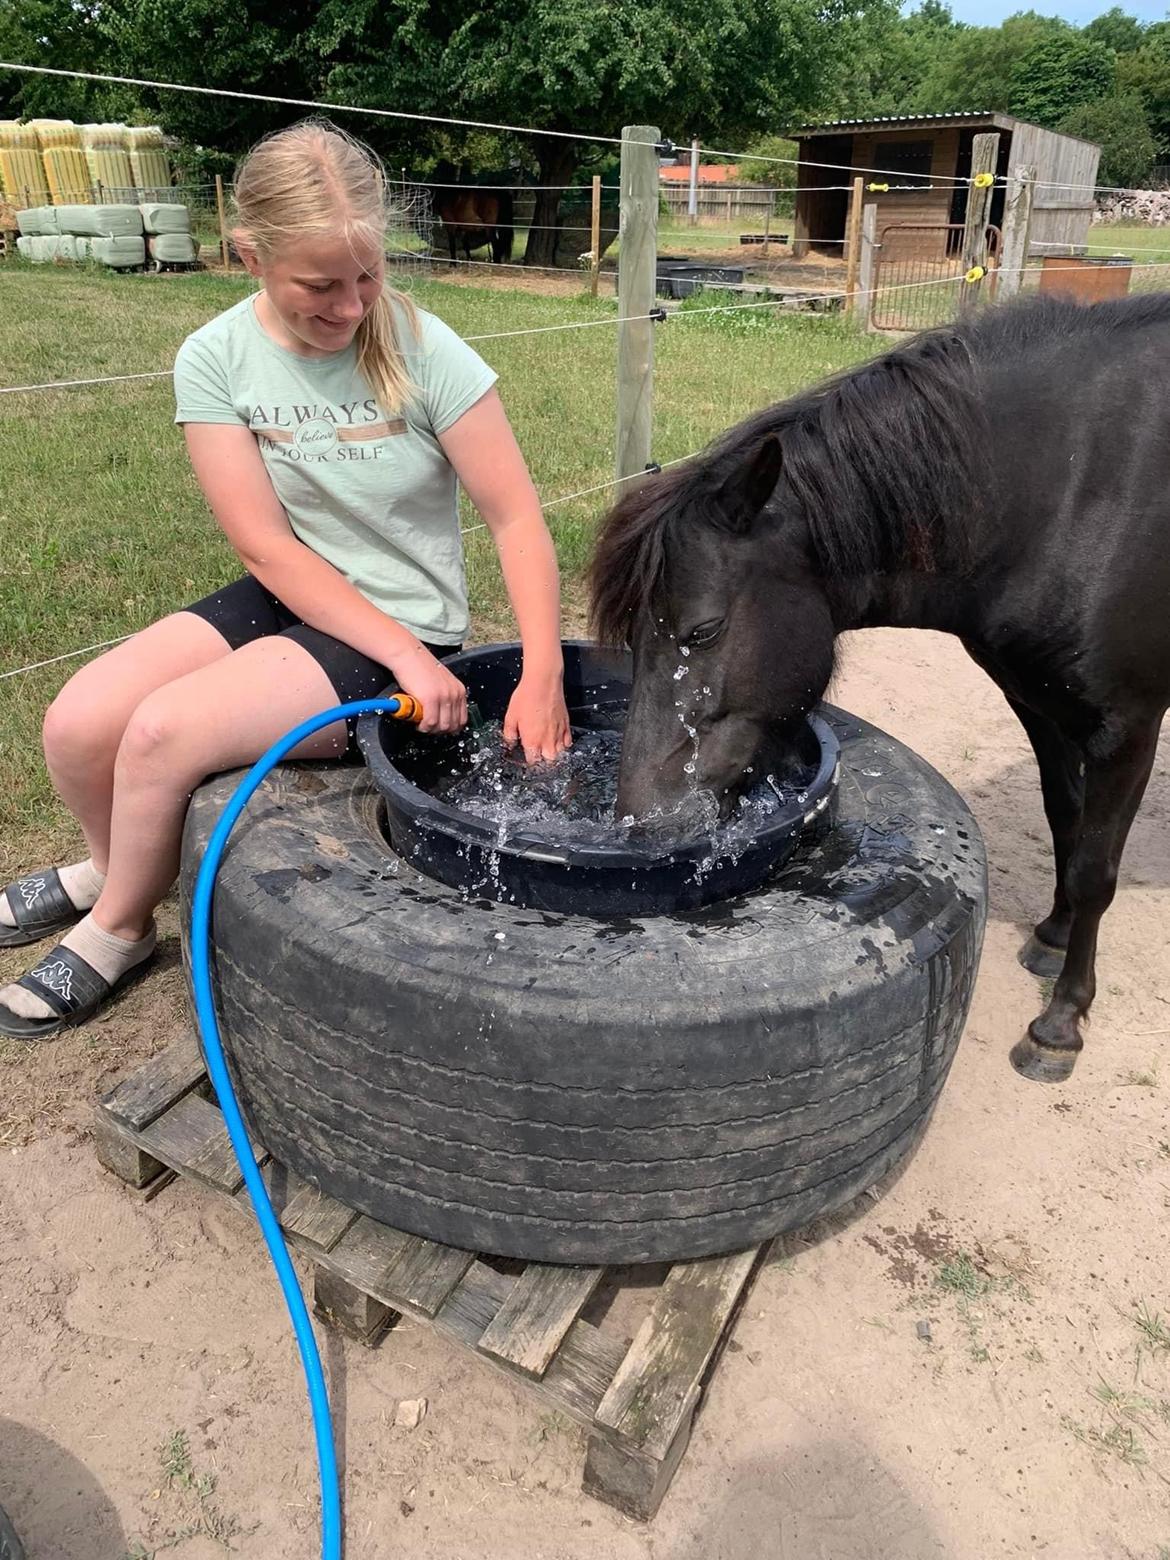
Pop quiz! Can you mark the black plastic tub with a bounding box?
[655,260,746,299]
[357,641,839,918]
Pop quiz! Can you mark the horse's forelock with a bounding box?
[590,466,715,645]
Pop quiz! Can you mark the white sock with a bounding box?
[0,858,106,928]
[0,913,155,1022]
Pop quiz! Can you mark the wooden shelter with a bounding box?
[789,112,1100,260]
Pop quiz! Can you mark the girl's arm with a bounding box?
[438,390,571,762]
[184,423,467,733]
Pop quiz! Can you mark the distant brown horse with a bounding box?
[431,162,514,264]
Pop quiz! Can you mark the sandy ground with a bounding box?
[1,628,1168,1560]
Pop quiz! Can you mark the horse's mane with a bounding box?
[591,290,1170,644]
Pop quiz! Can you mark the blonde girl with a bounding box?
[1,119,570,1037]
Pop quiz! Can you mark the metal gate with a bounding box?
[872,223,1001,331]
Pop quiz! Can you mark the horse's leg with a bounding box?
[1010,720,1160,1083]
[1006,697,1084,978]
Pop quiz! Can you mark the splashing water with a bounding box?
[434,719,813,867]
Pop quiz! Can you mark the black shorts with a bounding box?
[183,575,461,746]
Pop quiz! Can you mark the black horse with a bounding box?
[430,161,514,264]
[591,292,1170,1084]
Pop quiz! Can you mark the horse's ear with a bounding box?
[716,436,783,530]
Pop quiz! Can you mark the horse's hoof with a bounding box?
[1010,1031,1079,1084]
[1018,934,1066,980]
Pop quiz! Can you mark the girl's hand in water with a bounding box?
[388,646,468,734]
[504,671,572,763]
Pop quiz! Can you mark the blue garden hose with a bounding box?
[190,696,419,1560]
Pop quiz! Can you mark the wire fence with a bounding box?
[7,57,1170,687]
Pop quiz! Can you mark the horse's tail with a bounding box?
[494,191,514,263]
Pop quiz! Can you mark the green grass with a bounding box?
[0,261,879,867]
[1085,221,1170,266]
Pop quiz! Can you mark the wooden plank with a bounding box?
[844,175,864,311]
[100,1034,206,1132]
[92,1111,165,1190]
[478,1263,604,1378]
[858,204,878,330]
[615,123,660,487]
[593,1248,759,1461]
[313,1268,397,1347]
[379,1233,475,1318]
[437,1262,628,1427]
[215,173,230,269]
[252,1162,358,1253]
[318,1217,469,1317]
[583,1422,692,1522]
[135,1092,261,1195]
[997,164,1036,301]
[538,1316,629,1423]
[318,1214,410,1297]
[960,132,999,314]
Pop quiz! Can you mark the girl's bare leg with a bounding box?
[94,635,346,937]
[2,637,347,1023]
[41,613,234,872]
[1,613,231,931]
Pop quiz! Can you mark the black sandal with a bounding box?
[0,942,154,1040]
[0,868,88,949]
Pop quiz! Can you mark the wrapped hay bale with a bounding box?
[0,121,51,205]
[148,231,198,265]
[80,123,135,200]
[56,204,143,236]
[91,234,145,269]
[54,233,79,261]
[127,126,172,200]
[74,235,91,260]
[16,234,34,257]
[28,120,92,205]
[139,202,191,234]
[16,206,58,235]
[23,234,61,261]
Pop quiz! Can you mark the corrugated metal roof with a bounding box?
[790,111,1014,136]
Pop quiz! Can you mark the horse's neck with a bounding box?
[829,570,975,636]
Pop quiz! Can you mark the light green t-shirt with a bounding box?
[173,295,498,644]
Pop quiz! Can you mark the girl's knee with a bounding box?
[118,690,189,769]
[43,680,120,772]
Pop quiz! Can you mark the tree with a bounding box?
[726,135,799,189]
[1059,93,1155,188]
[1009,31,1116,129]
[1083,7,1144,57]
[830,0,938,119]
[308,0,881,266]
[912,13,1071,115]
[1117,33,1170,157]
[98,0,332,155]
[0,0,131,121]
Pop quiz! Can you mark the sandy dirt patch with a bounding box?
[0,628,1167,1560]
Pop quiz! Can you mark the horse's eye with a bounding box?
[681,619,724,650]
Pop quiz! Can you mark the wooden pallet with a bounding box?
[93,1038,766,1521]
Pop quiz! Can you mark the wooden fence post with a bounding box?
[590,174,602,297]
[959,132,1000,314]
[215,174,231,270]
[844,175,864,312]
[857,203,879,330]
[996,164,1036,301]
[616,124,660,488]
